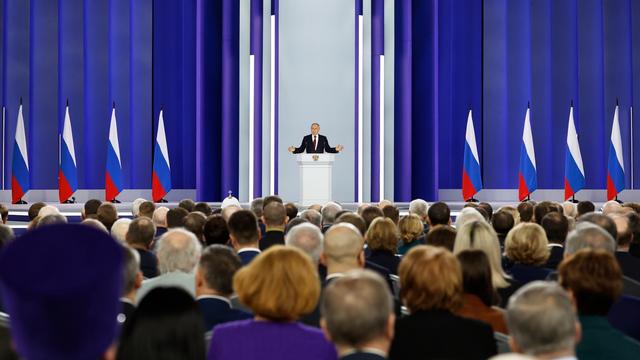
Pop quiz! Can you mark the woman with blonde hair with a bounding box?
[453,220,519,306]
[207,246,336,360]
[504,222,552,285]
[397,214,424,255]
[366,217,401,274]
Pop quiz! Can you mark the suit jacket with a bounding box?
[616,251,640,282]
[136,271,195,303]
[577,315,640,360]
[366,250,401,275]
[505,262,552,286]
[198,296,252,331]
[389,309,497,360]
[341,351,386,360]
[292,134,339,154]
[260,230,285,250]
[237,248,261,266]
[135,248,158,279]
[545,245,564,270]
[119,299,136,326]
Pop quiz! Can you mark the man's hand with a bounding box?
[336,145,344,152]
[288,146,295,153]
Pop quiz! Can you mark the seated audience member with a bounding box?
[516,202,534,223]
[366,218,401,275]
[37,213,68,227]
[136,229,202,302]
[308,204,323,213]
[300,209,323,229]
[381,205,400,225]
[602,200,623,216]
[577,200,596,218]
[179,198,197,212]
[425,224,456,251]
[565,222,616,256]
[335,212,367,236]
[250,197,264,219]
[361,206,384,232]
[196,245,251,331]
[166,206,189,228]
[563,201,577,219]
[612,213,640,281]
[397,214,424,255]
[541,212,569,269]
[194,202,213,216]
[389,246,497,359]
[427,202,451,226]
[506,281,580,359]
[0,224,14,249]
[97,202,119,231]
[497,206,520,224]
[184,212,207,244]
[322,223,367,284]
[38,204,61,218]
[120,246,143,326]
[208,246,337,360]
[227,210,261,265]
[492,211,515,250]
[126,217,158,278]
[456,250,508,334]
[260,202,288,250]
[321,201,343,233]
[285,217,309,234]
[0,204,7,224]
[623,202,640,214]
[559,250,640,359]
[152,206,169,237]
[137,201,155,219]
[262,195,283,209]
[221,205,241,223]
[111,218,132,243]
[626,212,640,259]
[578,212,617,240]
[118,287,205,359]
[409,198,429,233]
[82,218,109,232]
[285,202,299,221]
[81,199,102,220]
[533,201,558,225]
[504,223,552,285]
[377,199,392,209]
[454,221,519,306]
[0,224,123,359]
[131,198,146,218]
[455,207,486,228]
[321,270,395,360]
[203,214,230,246]
[478,202,494,222]
[28,201,47,222]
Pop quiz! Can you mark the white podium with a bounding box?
[297,154,335,206]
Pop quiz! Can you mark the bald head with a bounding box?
[323,223,365,267]
[156,229,202,274]
[221,205,241,222]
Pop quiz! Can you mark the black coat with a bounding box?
[292,134,339,154]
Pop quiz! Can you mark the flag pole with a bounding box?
[2,105,4,190]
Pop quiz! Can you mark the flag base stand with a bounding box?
[568,195,579,204]
[520,195,531,202]
[155,198,168,203]
[614,196,623,204]
[62,197,76,204]
[465,198,479,203]
[110,199,122,204]
[13,199,27,205]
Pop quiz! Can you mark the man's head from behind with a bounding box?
[492,211,515,236]
[564,222,616,257]
[97,203,118,231]
[541,212,569,245]
[166,207,189,228]
[577,212,617,240]
[138,201,156,219]
[285,223,324,265]
[227,210,260,249]
[126,217,157,250]
[262,201,288,228]
[82,199,102,220]
[506,281,579,357]
[321,223,365,270]
[196,245,242,297]
[321,270,395,354]
[321,202,343,226]
[156,229,203,274]
[427,202,451,226]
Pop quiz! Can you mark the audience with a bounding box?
[381,205,400,225]
[167,207,189,228]
[260,202,288,250]
[427,201,451,226]
[227,210,261,265]
[335,212,367,236]
[425,224,456,251]
[285,202,299,221]
[118,287,205,360]
[152,206,169,236]
[208,246,337,360]
[540,212,569,269]
[577,200,596,218]
[82,218,109,232]
[612,213,640,281]
[365,218,401,275]
[0,204,8,224]
[97,202,119,231]
[179,198,197,212]
[126,217,158,278]
[504,223,552,285]
[516,202,534,223]
[38,213,68,227]
[301,208,323,228]
[194,202,213,216]
[184,212,207,244]
[203,214,230,246]
[321,201,343,232]
[492,211,515,249]
[478,202,494,222]
[285,217,309,234]
[533,201,558,224]
[120,246,143,325]
[321,270,395,360]
[0,224,14,249]
[131,198,146,217]
[136,229,202,302]
[137,201,155,219]
[196,245,251,331]
[408,198,429,232]
[456,250,507,334]
[322,223,367,284]
[389,245,497,359]
[559,249,640,359]
[286,223,324,266]
[28,201,46,221]
[455,207,486,228]
[111,218,132,243]
[396,214,424,255]
[506,281,580,359]
[578,212,617,239]
[563,201,577,218]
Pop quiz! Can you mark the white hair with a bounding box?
[38,205,60,218]
[152,206,169,227]
[602,200,622,216]
[562,202,577,218]
[111,218,133,244]
[285,223,324,265]
[455,207,486,228]
[321,202,343,225]
[131,198,146,217]
[409,199,429,219]
[156,228,202,274]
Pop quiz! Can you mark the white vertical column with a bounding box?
[269,14,276,196]
[379,54,385,201]
[358,15,363,203]
[249,55,255,200]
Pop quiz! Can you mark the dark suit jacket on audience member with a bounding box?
[237,249,261,266]
[198,296,252,332]
[616,252,640,282]
[504,261,552,286]
[366,250,401,275]
[577,315,640,360]
[119,300,136,325]
[135,248,158,279]
[545,245,564,270]
[260,230,285,251]
[341,351,386,360]
[389,309,497,360]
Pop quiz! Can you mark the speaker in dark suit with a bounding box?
[288,123,344,154]
[197,296,252,331]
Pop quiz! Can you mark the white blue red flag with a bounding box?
[564,104,585,200]
[518,105,537,201]
[106,105,123,201]
[462,110,482,200]
[607,104,624,200]
[59,103,78,202]
[11,102,29,203]
[152,109,171,202]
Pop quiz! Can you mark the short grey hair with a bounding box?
[251,198,264,218]
[409,199,429,219]
[82,218,109,233]
[285,223,324,264]
[131,198,146,217]
[507,281,577,356]
[38,214,68,227]
[111,218,132,243]
[321,202,342,225]
[565,222,616,256]
[152,206,169,227]
[122,246,141,294]
[300,209,322,228]
[455,207,486,228]
[38,205,60,218]
[156,228,203,274]
[321,270,393,347]
[562,202,577,218]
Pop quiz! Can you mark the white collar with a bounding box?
[238,247,261,254]
[326,273,345,281]
[341,348,387,358]
[197,295,232,306]
[548,243,564,248]
[120,297,135,305]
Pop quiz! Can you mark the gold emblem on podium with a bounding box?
[313,155,319,161]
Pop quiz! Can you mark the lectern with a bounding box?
[296,154,335,206]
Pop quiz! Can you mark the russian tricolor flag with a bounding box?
[152,109,171,202]
[11,101,29,204]
[607,103,625,200]
[59,103,78,203]
[564,104,585,200]
[106,105,124,201]
[462,110,482,201]
[518,105,537,201]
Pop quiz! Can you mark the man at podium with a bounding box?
[288,123,344,154]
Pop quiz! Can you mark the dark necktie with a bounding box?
[313,136,317,150]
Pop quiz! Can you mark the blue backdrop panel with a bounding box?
[634,0,640,189]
